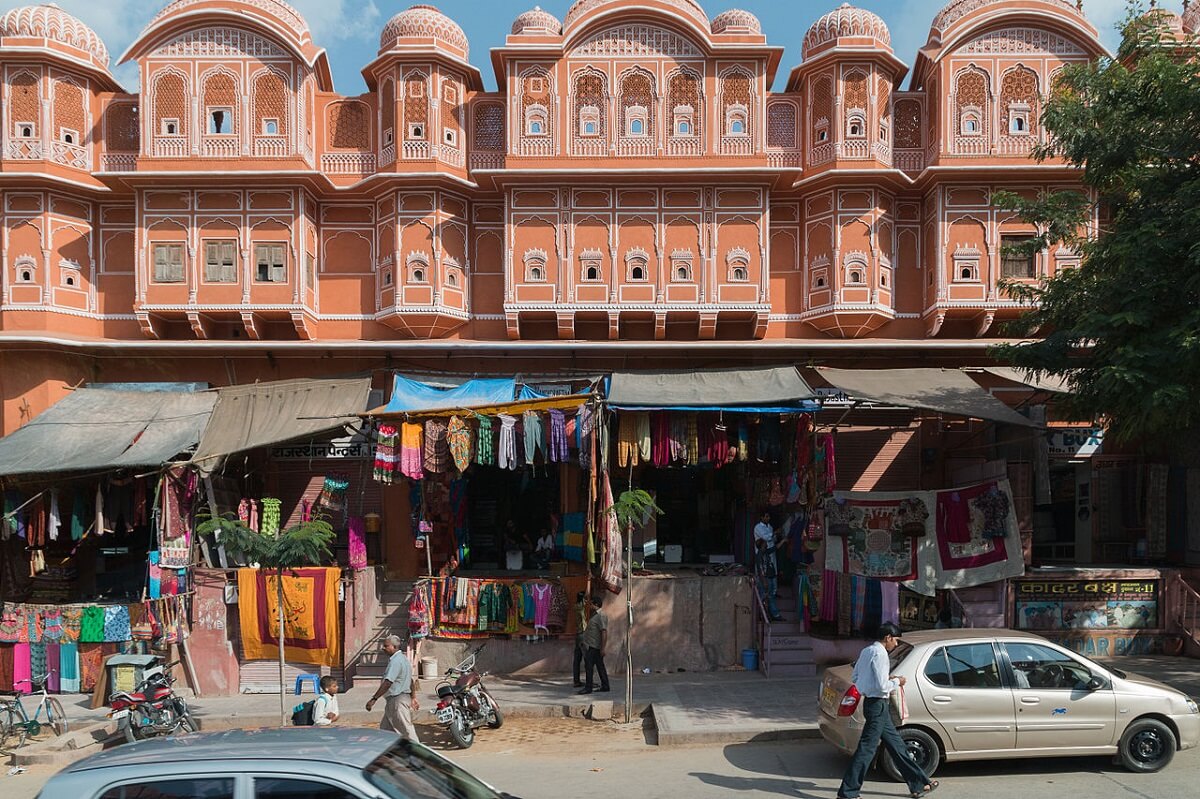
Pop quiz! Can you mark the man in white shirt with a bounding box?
[366,634,420,741]
[837,623,937,799]
[753,511,775,547]
[313,676,340,726]
[753,512,782,621]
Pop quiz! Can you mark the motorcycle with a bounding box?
[432,646,503,749]
[108,660,197,744]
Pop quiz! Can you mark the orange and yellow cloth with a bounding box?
[237,567,340,667]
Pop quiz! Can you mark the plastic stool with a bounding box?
[294,674,321,695]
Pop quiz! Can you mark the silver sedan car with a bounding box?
[38,727,512,799]
[819,629,1200,779]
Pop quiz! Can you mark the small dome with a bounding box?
[564,0,710,34]
[380,4,469,57]
[151,0,311,42]
[711,8,761,35]
[1185,0,1199,33]
[931,0,1085,34]
[802,3,891,59]
[0,3,109,67]
[512,6,562,35]
[1142,3,1186,37]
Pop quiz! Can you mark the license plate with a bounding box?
[110,709,129,720]
[435,707,454,724]
[821,685,837,708]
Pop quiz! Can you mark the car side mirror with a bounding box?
[1085,675,1106,691]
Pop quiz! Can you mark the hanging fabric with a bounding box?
[446,415,473,473]
[497,414,518,470]
[651,412,671,467]
[617,413,640,467]
[48,489,61,542]
[374,423,400,484]
[400,422,424,479]
[669,412,688,463]
[349,516,368,569]
[423,419,450,474]
[522,410,544,466]
[548,409,569,463]
[475,415,495,466]
[685,413,700,466]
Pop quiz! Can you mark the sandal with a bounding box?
[910,780,939,798]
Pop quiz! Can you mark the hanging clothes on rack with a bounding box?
[400,422,424,479]
[446,415,473,473]
[651,412,671,467]
[548,409,569,463]
[374,423,400,483]
[522,410,544,466]
[423,418,450,474]
[497,414,518,470]
[475,415,495,466]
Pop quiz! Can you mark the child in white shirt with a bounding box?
[313,676,340,726]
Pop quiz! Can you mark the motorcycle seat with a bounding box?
[436,685,465,698]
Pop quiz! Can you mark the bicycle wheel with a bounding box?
[46,698,69,737]
[0,705,28,751]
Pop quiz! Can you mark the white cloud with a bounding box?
[287,0,381,44]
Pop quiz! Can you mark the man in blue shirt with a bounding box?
[837,623,938,799]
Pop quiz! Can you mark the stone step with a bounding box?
[769,648,817,666]
[768,635,814,651]
[765,621,807,635]
[766,662,818,678]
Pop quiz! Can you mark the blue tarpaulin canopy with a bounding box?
[377,375,527,414]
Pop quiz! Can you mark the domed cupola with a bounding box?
[802,3,892,59]
[379,4,469,58]
[711,8,761,35]
[512,6,562,36]
[0,3,109,72]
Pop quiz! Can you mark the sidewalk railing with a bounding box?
[751,580,772,678]
[1172,573,1200,647]
[946,587,972,628]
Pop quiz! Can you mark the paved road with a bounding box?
[6,719,1199,799]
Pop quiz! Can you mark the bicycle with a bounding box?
[0,672,69,750]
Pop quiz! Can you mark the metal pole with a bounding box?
[624,520,633,724]
[277,569,286,727]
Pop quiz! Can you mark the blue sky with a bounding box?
[0,0,1178,93]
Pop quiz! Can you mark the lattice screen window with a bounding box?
[255,243,287,282]
[404,72,429,140]
[254,71,288,137]
[329,103,369,149]
[721,71,753,135]
[204,72,237,134]
[153,243,185,283]
[1002,67,1038,137]
[893,100,921,148]
[204,240,237,283]
[11,72,39,138]
[106,104,139,151]
[154,72,187,139]
[955,70,990,138]
[620,71,655,138]
[473,104,504,150]
[811,76,832,144]
[54,80,85,144]
[573,70,607,139]
[767,103,796,148]
[667,70,701,138]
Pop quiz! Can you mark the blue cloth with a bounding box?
[382,375,517,414]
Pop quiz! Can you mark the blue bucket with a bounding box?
[741,648,759,671]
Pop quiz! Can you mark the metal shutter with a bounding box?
[832,422,922,493]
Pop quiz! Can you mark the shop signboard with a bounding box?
[271,430,373,460]
[1014,578,1158,631]
[1046,427,1104,458]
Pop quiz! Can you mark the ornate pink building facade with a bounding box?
[0,0,1153,426]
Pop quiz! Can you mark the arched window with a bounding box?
[625,249,650,282]
[572,69,607,146]
[580,105,600,137]
[524,249,548,282]
[412,267,426,282]
[526,105,548,136]
[727,247,751,281]
[407,252,430,284]
[446,270,459,288]
[814,276,826,288]
[667,69,703,144]
[580,251,603,282]
[726,106,749,136]
[627,106,648,137]
[585,265,600,281]
[846,112,866,139]
[961,108,982,135]
[844,256,868,285]
[619,69,655,142]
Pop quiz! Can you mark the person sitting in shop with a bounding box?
[533,528,555,570]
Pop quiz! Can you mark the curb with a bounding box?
[9,719,117,766]
[655,724,822,748]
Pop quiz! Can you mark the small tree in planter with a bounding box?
[603,488,663,723]
[196,512,336,726]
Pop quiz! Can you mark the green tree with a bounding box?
[197,511,335,725]
[992,4,1200,451]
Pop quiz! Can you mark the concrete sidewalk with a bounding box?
[27,654,1200,763]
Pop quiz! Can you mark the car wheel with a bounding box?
[880,727,941,782]
[1119,718,1176,773]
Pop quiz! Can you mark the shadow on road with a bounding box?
[689,772,818,796]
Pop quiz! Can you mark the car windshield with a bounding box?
[365,740,503,799]
[1064,648,1126,679]
[890,641,913,670]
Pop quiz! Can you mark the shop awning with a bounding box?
[815,368,1039,427]
[376,374,520,414]
[190,378,372,473]
[981,367,1071,394]
[607,367,818,412]
[0,388,216,477]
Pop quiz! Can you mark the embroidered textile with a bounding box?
[237,567,341,667]
[823,496,920,580]
[447,416,473,473]
[423,419,450,474]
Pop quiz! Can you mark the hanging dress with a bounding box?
[400,422,424,480]
[446,415,473,473]
[497,415,518,470]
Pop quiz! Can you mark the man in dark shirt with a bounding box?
[572,591,587,688]
[577,595,610,695]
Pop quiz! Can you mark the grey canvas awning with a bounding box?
[815,368,1038,427]
[0,389,216,477]
[190,377,372,473]
[981,367,1070,394]
[608,367,817,411]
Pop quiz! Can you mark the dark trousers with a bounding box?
[838,697,930,798]
[584,646,609,692]
[572,637,584,685]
